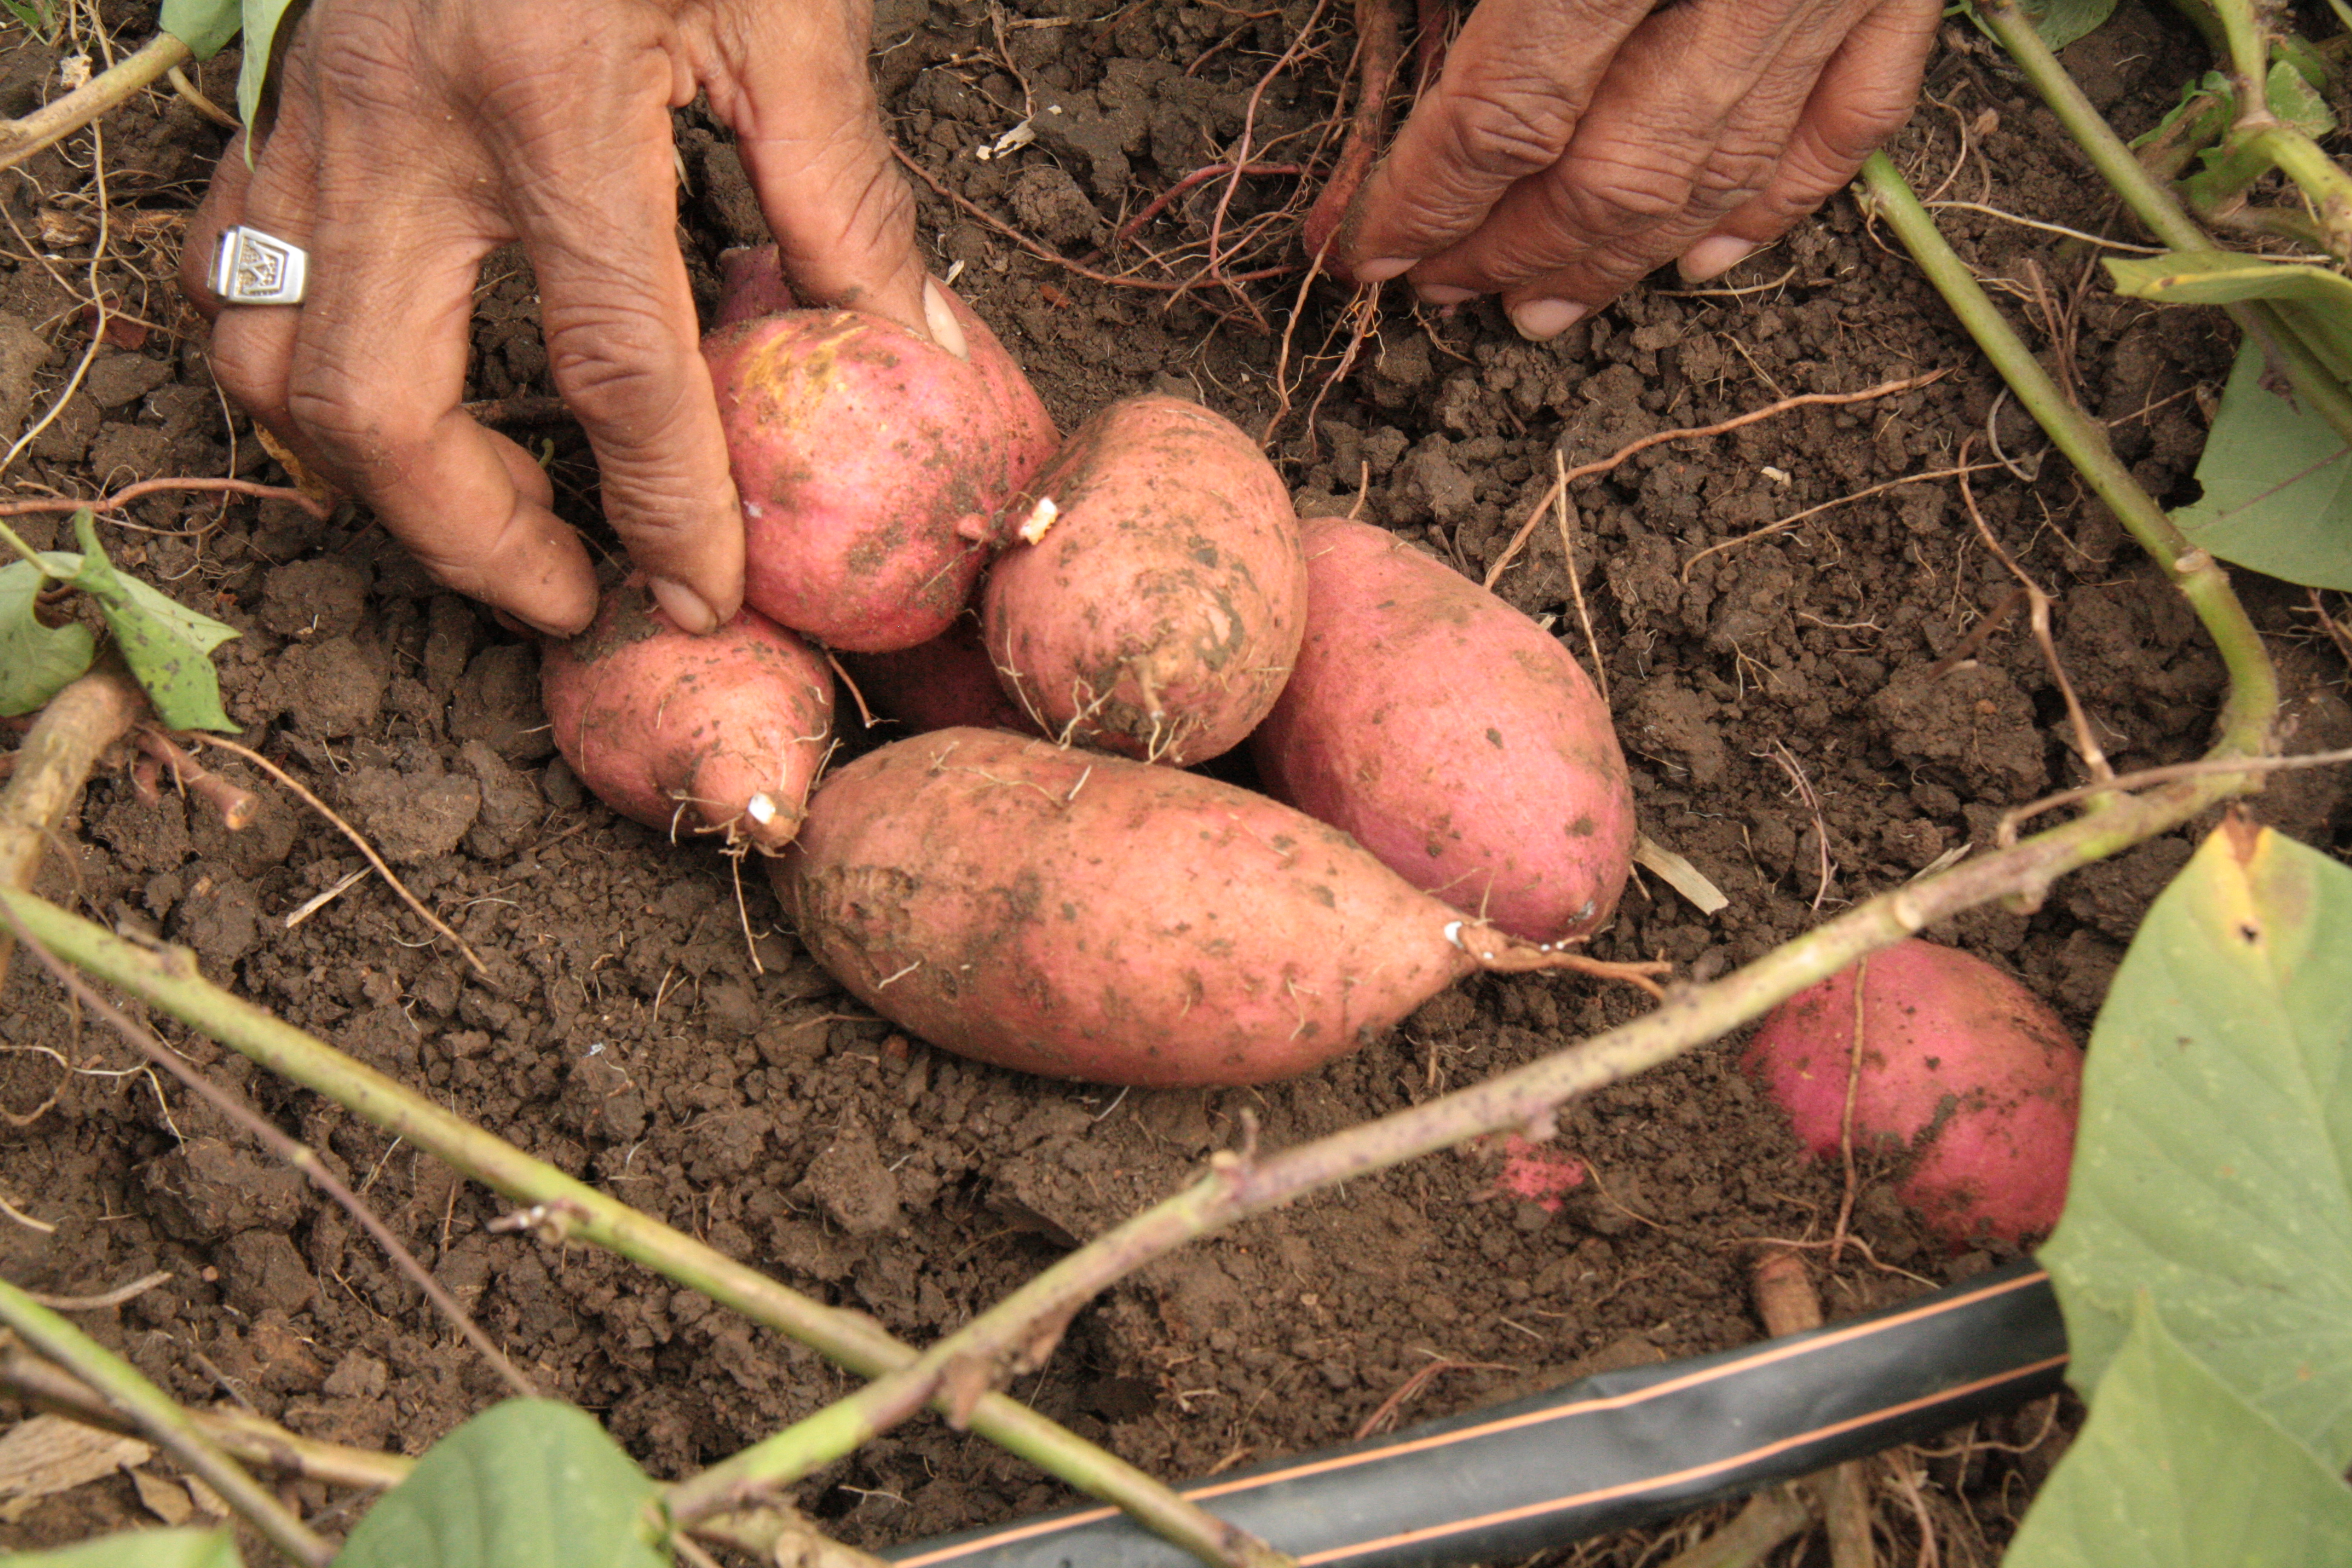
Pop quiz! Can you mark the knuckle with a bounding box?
[1440,79,1582,181]
[1550,150,1697,236]
[544,307,693,447]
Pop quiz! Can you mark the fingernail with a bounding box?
[1353,257,1416,283]
[1511,299,1588,342]
[650,576,721,635]
[1679,236,1759,284]
[498,606,581,640]
[923,276,971,362]
[1414,283,1477,306]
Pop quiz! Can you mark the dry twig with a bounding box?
[174,731,489,976]
[1486,372,1948,588]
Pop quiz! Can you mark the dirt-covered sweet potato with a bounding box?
[541,580,834,853]
[704,270,1058,653]
[1743,938,2082,1247]
[835,612,1040,737]
[776,728,1661,1086]
[981,396,1307,766]
[1249,517,1635,942]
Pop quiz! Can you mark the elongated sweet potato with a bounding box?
[704,275,1058,653]
[1249,517,1635,941]
[982,396,1307,765]
[541,580,834,853]
[777,728,1661,1086]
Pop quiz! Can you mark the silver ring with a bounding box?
[209,224,308,305]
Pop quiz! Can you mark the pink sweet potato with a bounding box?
[540,580,834,853]
[981,396,1307,766]
[834,613,1040,737]
[777,728,1659,1086]
[1249,517,1634,942]
[1743,938,2082,1247]
[703,278,1058,653]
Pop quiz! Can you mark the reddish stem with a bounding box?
[1301,0,1406,263]
[1110,163,1304,250]
[0,477,330,523]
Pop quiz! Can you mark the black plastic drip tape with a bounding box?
[886,1259,2066,1568]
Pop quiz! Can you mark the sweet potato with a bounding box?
[1249,517,1634,941]
[704,274,1058,653]
[776,728,1662,1086]
[834,613,1040,737]
[1743,938,2082,1247]
[981,395,1307,765]
[540,579,834,853]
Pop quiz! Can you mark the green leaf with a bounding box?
[157,0,239,59]
[2106,252,2352,381]
[2017,0,2120,51]
[0,554,97,716]
[2005,1299,2352,1568]
[0,1526,243,1568]
[2155,332,2352,590]
[235,0,302,132]
[2106,249,2352,313]
[2040,823,2352,1465]
[59,512,239,734]
[2264,57,2336,139]
[335,1400,668,1568]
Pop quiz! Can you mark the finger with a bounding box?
[1678,0,1941,281]
[503,60,745,633]
[1404,0,1832,316]
[1331,0,1648,281]
[179,131,259,322]
[193,126,344,486]
[277,196,599,634]
[694,1,927,334]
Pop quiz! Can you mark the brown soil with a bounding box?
[3,4,2348,1564]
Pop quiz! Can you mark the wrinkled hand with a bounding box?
[180,0,926,637]
[1331,0,1941,339]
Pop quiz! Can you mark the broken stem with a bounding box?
[0,31,193,174]
[0,665,145,980]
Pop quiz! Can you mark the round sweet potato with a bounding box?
[704,284,1058,653]
[540,580,834,853]
[1743,938,2082,1247]
[778,728,1655,1086]
[1249,517,1635,941]
[981,396,1307,766]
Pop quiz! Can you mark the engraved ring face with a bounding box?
[209,224,309,306]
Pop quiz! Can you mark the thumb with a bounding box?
[696,1,928,336]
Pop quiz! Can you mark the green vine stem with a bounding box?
[1858,151,2280,762]
[0,1278,333,1567]
[2209,0,2278,126]
[1978,0,2352,445]
[0,887,1289,1568]
[665,751,2268,1524]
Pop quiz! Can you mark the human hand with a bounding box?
[180,0,929,637]
[1328,0,1941,339]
